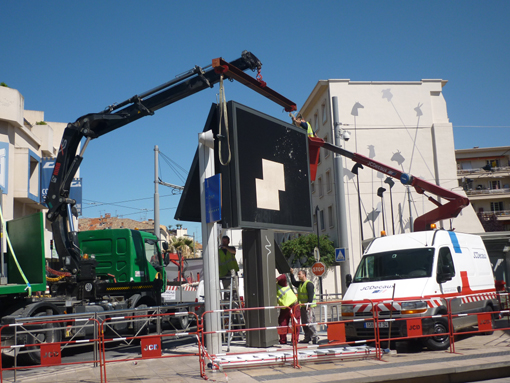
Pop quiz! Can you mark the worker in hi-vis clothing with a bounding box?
[276,274,301,345]
[291,113,316,137]
[218,235,239,298]
[290,268,319,344]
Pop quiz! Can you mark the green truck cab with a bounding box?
[78,228,167,288]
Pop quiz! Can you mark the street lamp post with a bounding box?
[332,97,350,294]
[315,205,323,300]
[384,177,395,235]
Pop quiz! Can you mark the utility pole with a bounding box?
[154,145,160,242]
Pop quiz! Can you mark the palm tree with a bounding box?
[170,236,195,258]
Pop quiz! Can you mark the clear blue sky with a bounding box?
[3,1,509,242]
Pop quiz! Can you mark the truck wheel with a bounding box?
[172,310,189,330]
[19,312,62,365]
[132,304,149,335]
[423,321,450,351]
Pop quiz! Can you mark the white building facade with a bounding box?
[0,85,70,259]
[300,79,483,294]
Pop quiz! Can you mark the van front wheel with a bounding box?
[423,321,450,351]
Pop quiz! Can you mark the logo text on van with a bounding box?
[360,285,393,292]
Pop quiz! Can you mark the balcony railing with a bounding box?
[480,210,510,218]
[466,188,510,196]
[457,165,510,175]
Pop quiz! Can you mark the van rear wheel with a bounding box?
[423,321,450,351]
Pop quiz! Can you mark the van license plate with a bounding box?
[364,322,389,328]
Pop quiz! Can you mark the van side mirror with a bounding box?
[163,253,170,266]
[346,274,352,287]
[162,242,169,251]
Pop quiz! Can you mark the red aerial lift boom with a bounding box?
[308,137,470,232]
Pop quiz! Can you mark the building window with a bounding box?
[319,209,325,231]
[491,180,501,190]
[326,169,332,193]
[314,113,319,134]
[461,161,472,170]
[321,103,327,125]
[491,202,504,212]
[324,134,330,158]
[313,211,317,226]
[28,150,40,202]
[311,181,315,194]
[328,205,334,228]
[318,176,323,198]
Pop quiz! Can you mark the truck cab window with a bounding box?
[145,240,160,266]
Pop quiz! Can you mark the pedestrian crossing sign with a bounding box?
[335,248,347,262]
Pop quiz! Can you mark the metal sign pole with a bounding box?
[199,131,221,354]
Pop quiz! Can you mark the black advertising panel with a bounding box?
[176,101,313,233]
[221,101,312,232]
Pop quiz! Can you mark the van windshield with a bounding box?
[353,248,434,282]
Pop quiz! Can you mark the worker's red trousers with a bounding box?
[278,303,301,344]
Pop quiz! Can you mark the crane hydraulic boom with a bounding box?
[46,50,296,276]
[308,137,470,232]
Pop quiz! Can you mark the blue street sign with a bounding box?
[205,174,221,223]
[335,248,347,262]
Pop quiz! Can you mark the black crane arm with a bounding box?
[45,51,266,274]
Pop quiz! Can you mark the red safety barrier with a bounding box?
[292,300,381,368]
[199,305,296,380]
[446,293,510,354]
[332,297,455,354]
[100,311,201,383]
[0,317,102,383]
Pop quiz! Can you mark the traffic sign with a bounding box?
[335,248,348,262]
[314,247,320,262]
[312,261,326,277]
[205,174,221,223]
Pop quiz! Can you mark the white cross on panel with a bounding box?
[255,159,285,211]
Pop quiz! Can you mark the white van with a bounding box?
[341,230,498,350]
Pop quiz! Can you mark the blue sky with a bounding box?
[3,1,510,241]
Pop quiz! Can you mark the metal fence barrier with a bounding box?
[199,305,298,379]
[99,311,201,383]
[0,317,102,383]
[3,293,510,382]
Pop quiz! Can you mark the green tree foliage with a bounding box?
[170,236,195,258]
[280,234,336,267]
[0,82,8,87]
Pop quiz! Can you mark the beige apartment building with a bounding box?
[455,146,510,284]
[456,146,510,230]
[0,85,70,259]
[299,79,483,294]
